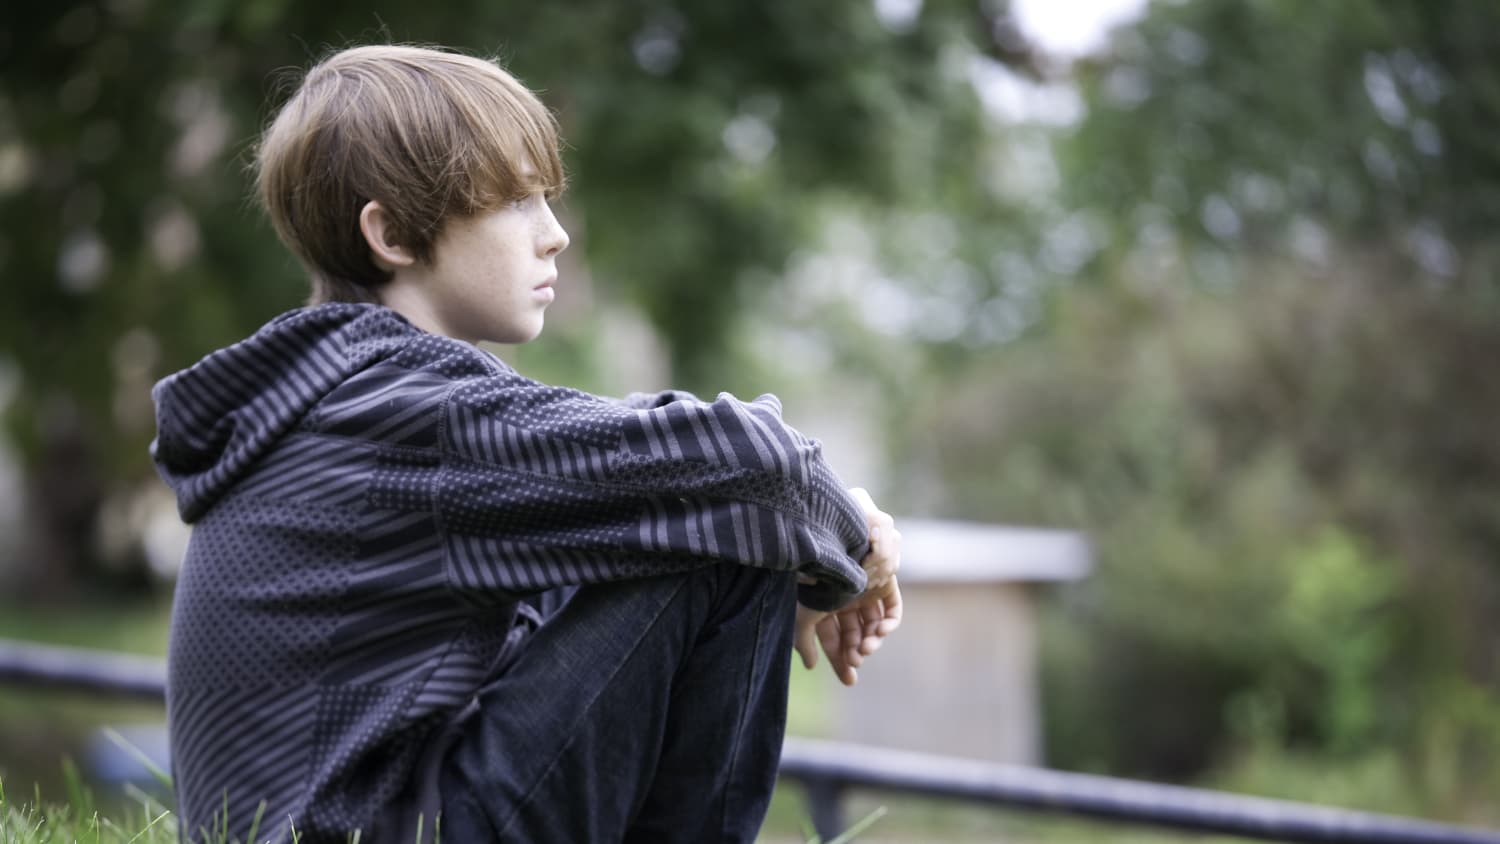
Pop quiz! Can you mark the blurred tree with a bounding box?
[887,0,1500,799]
[0,0,1033,591]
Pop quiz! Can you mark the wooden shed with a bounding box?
[830,518,1092,765]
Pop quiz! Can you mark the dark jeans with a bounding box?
[438,564,797,843]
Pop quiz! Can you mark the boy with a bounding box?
[151,44,901,843]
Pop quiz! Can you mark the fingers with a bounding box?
[841,607,862,665]
[877,578,903,636]
[794,612,820,670]
[816,613,857,686]
[858,598,884,655]
[806,590,902,688]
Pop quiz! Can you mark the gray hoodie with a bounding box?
[151,303,868,842]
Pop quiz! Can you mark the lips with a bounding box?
[533,277,556,304]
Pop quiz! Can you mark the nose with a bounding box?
[539,203,570,258]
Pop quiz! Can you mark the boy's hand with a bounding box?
[794,488,903,686]
[847,488,899,590]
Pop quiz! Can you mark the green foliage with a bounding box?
[0,0,1010,422]
[1252,528,1398,754]
[1209,744,1424,821]
[1066,0,1500,296]
[915,264,1500,792]
[874,0,1500,815]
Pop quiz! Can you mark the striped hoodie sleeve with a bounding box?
[434,370,871,611]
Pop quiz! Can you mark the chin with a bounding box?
[506,322,545,345]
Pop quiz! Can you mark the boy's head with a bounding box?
[254,44,566,306]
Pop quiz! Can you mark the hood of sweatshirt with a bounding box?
[151,304,410,523]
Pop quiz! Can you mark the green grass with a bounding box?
[0,771,891,844]
[0,761,176,844]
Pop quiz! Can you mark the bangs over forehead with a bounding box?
[408,50,567,207]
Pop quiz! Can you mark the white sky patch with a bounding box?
[967,0,1149,125]
[1011,0,1148,58]
[969,56,1083,125]
[873,0,923,33]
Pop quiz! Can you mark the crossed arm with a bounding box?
[794,488,904,686]
[610,389,903,677]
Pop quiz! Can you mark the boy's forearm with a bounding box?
[613,390,873,607]
[436,374,870,607]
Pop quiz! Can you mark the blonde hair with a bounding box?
[254,44,565,304]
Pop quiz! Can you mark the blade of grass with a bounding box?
[102,727,174,792]
[62,757,92,819]
[122,782,168,815]
[125,808,173,844]
[824,804,888,844]
[245,800,266,844]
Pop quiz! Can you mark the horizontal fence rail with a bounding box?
[4,638,1500,843]
[0,639,168,702]
[779,737,1500,843]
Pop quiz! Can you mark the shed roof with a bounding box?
[894,518,1092,584]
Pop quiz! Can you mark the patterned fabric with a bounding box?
[150,303,870,843]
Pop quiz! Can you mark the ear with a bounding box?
[359,200,417,269]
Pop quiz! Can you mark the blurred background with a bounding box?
[4,0,1500,840]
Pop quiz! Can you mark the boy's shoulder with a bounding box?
[302,302,518,425]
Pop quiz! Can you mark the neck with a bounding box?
[379,278,464,343]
